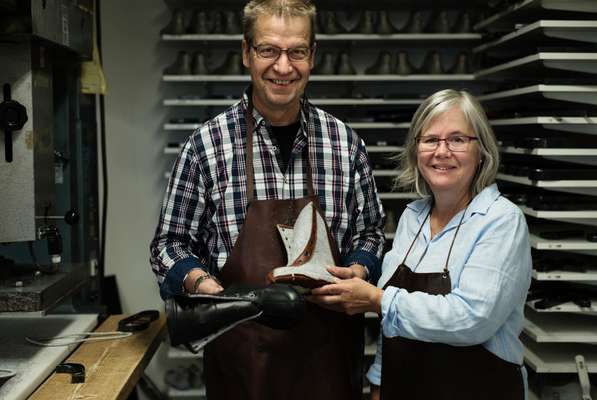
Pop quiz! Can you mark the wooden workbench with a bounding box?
[30,313,166,400]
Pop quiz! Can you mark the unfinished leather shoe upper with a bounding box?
[402,11,426,33]
[187,10,210,34]
[365,51,393,75]
[377,11,396,34]
[213,51,243,75]
[164,51,191,75]
[321,11,344,34]
[422,51,444,74]
[191,51,209,75]
[353,10,375,34]
[224,11,242,34]
[312,52,336,75]
[449,52,471,74]
[336,52,356,75]
[269,201,338,288]
[161,9,186,35]
[395,51,415,75]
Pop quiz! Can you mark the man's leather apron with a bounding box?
[204,104,364,400]
[380,205,524,400]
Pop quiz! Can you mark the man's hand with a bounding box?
[370,385,380,400]
[183,268,223,294]
[307,265,383,315]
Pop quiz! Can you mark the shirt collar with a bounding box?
[241,86,310,136]
[406,183,501,226]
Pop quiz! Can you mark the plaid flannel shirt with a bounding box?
[150,90,385,299]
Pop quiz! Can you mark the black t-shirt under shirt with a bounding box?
[269,121,300,173]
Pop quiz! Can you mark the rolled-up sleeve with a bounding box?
[149,138,209,299]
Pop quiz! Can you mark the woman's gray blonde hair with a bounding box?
[243,0,317,46]
[396,89,499,197]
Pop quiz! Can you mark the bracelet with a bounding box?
[192,272,221,293]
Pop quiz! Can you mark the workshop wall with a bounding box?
[101,0,171,313]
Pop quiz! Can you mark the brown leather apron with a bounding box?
[380,204,524,400]
[204,102,364,400]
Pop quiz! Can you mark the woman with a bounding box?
[311,89,532,399]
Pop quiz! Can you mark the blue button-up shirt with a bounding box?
[367,184,531,394]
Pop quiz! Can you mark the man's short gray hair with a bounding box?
[242,0,316,46]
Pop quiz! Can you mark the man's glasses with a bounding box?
[252,44,312,62]
[417,135,479,152]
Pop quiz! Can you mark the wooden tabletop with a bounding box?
[30,313,166,400]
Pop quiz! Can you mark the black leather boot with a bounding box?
[187,10,210,34]
[336,52,356,75]
[353,10,375,34]
[430,10,452,33]
[160,9,186,35]
[165,284,305,348]
[377,10,396,34]
[191,51,209,75]
[312,52,336,75]
[365,51,393,75]
[164,51,191,75]
[395,51,415,75]
[223,10,241,34]
[213,51,243,75]
[422,51,444,74]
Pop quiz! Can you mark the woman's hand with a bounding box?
[308,266,383,315]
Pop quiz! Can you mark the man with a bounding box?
[150,1,384,399]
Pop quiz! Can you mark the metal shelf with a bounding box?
[498,173,597,188]
[522,334,597,373]
[527,298,597,314]
[348,122,410,130]
[501,146,597,157]
[519,205,597,226]
[373,169,399,177]
[491,116,597,136]
[480,84,597,107]
[379,192,419,200]
[161,33,481,42]
[476,52,597,79]
[163,122,410,131]
[501,146,597,167]
[524,308,597,343]
[473,20,597,54]
[532,268,597,282]
[164,98,422,107]
[474,0,597,32]
[168,387,206,399]
[163,74,475,82]
[367,146,403,153]
[529,233,597,251]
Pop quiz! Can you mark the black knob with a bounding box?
[64,210,80,225]
[0,83,28,163]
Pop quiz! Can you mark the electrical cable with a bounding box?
[25,331,132,347]
[95,0,107,307]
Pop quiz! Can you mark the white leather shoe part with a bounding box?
[269,201,337,288]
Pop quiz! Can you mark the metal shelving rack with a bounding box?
[475,2,597,398]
